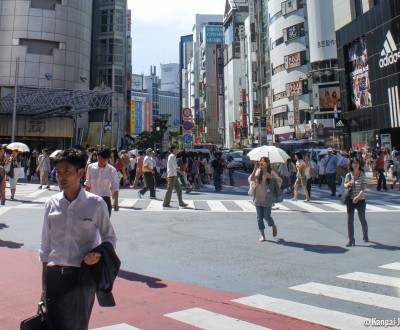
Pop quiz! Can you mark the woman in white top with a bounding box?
[292,152,310,202]
[249,157,282,242]
[318,155,326,188]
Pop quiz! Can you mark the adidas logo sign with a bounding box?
[335,120,345,127]
[379,31,400,68]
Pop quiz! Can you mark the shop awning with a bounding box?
[0,86,113,117]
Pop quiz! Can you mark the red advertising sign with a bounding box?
[285,52,301,69]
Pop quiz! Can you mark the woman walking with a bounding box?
[292,152,310,202]
[344,158,368,247]
[249,157,282,242]
[6,149,21,200]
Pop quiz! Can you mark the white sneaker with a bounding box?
[137,191,142,199]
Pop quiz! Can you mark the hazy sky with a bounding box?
[127,0,226,75]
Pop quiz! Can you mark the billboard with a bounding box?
[282,0,299,15]
[130,101,135,133]
[283,23,305,42]
[307,0,337,63]
[132,74,143,91]
[318,85,341,110]
[285,80,308,97]
[284,51,306,69]
[204,25,224,44]
[346,36,372,110]
[135,101,143,134]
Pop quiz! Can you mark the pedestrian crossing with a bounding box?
[94,261,400,329]
[3,196,400,214]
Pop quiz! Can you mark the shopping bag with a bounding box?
[14,167,25,179]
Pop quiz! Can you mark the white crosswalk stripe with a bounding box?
[338,272,400,288]
[93,324,141,330]
[380,262,400,271]
[232,295,367,330]
[289,282,400,311]
[165,307,271,330]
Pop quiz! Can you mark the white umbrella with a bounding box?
[49,149,63,158]
[6,142,30,153]
[247,146,290,163]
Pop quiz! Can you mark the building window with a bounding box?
[20,39,59,55]
[274,113,288,128]
[98,38,124,63]
[100,9,124,33]
[354,0,363,17]
[31,0,61,10]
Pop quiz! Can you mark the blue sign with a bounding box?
[135,101,143,134]
[173,119,180,127]
[182,134,193,144]
[182,121,193,130]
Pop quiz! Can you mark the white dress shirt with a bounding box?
[84,162,119,197]
[167,154,178,177]
[142,155,154,171]
[40,188,117,267]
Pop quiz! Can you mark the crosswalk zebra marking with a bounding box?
[290,282,400,311]
[165,307,271,330]
[232,294,367,330]
[34,197,52,203]
[338,272,400,288]
[207,201,229,212]
[119,199,138,208]
[15,203,41,209]
[235,200,255,212]
[93,324,141,330]
[380,262,400,271]
[0,207,12,216]
[25,189,47,198]
[284,201,328,213]
[146,200,163,211]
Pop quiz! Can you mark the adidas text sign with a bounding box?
[380,31,400,68]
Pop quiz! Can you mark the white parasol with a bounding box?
[6,142,30,153]
[247,146,290,163]
[49,150,63,158]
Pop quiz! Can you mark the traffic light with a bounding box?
[160,120,168,133]
[153,119,161,133]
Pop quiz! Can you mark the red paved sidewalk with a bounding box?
[0,248,330,330]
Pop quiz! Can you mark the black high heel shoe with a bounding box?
[363,237,369,242]
[346,240,355,247]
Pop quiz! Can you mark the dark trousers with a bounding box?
[228,168,235,185]
[326,173,336,195]
[102,196,112,216]
[140,172,156,197]
[377,169,387,190]
[307,178,312,197]
[45,266,96,330]
[346,199,368,241]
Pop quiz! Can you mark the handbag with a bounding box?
[20,302,47,330]
[340,186,353,205]
[14,167,25,179]
[269,178,283,203]
[248,179,257,196]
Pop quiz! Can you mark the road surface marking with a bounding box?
[94,324,141,330]
[338,272,400,288]
[235,200,255,212]
[284,201,327,213]
[290,282,400,311]
[207,201,229,212]
[0,207,12,216]
[232,294,367,330]
[26,189,47,198]
[15,203,40,208]
[119,199,138,208]
[165,307,271,329]
[379,262,400,271]
[146,199,163,211]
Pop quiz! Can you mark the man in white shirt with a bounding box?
[40,148,117,329]
[163,145,188,207]
[85,146,120,215]
[138,148,156,199]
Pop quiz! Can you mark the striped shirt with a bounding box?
[345,171,366,200]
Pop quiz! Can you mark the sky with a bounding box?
[127,0,226,75]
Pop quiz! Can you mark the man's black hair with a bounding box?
[97,146,111,159]
[170,145,177,152]
[53,148,86,169]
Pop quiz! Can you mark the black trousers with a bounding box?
[346,199,368,241]
[140,172,155,197]
[45,266,96,330]
[326,173,336,195]
[102,196,112,216]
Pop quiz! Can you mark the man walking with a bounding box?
[85,146,120,215]
[40,148,117,330]
[163,145,188,208]
[37,149,51,189]
[324,148,338,196]
[376,151,388,191]
[138,148,156,199]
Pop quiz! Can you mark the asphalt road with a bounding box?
[1,171,400,329]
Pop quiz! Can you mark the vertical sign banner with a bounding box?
[135,101,143,134]
[307,0,337,63]
[130,100,136,134]
[145,101,151,132]
[126,10,131,37]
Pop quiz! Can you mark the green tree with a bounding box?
[169,129,183,149]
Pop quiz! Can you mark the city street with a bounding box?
[0,170,399,329]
